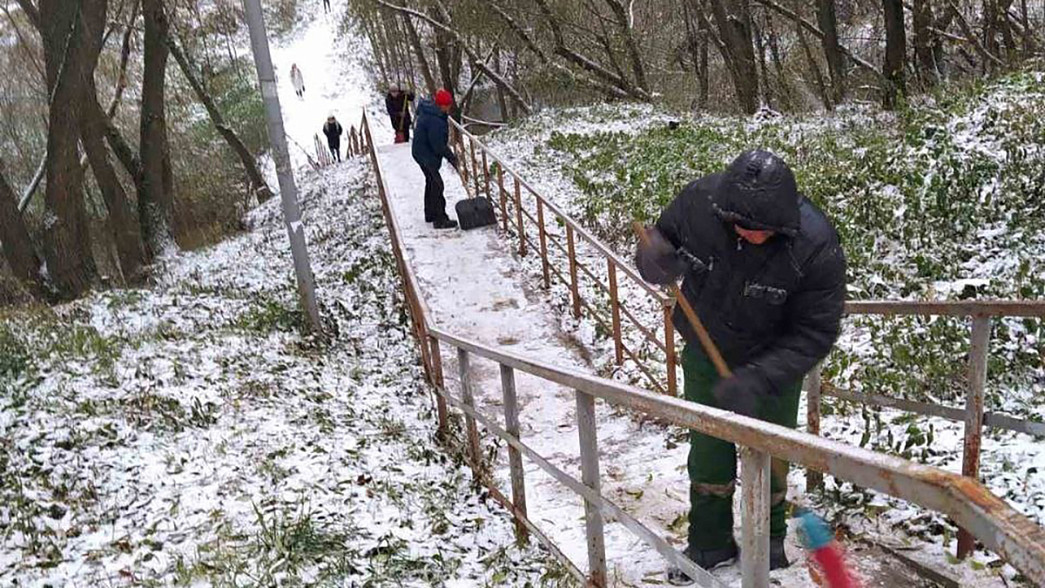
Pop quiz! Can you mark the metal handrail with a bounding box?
[361,112,1045,587]
[429,326,1045,586]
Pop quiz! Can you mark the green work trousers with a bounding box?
[683,344,802,551]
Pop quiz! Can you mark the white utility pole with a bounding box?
[242,0,322,332]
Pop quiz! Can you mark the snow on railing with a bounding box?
[357,110,1045,588]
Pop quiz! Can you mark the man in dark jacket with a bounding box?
[322,115,343,162]
[411,89,459,229]
[385,85,415,142]
[636,150,846,582]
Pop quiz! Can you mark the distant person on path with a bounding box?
[385,85,415,143]
[290,64,305,97]
[323,115,343,163]
[411,89,459,230]
[635,150,847,583]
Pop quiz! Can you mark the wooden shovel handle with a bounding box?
[633,222,733,379]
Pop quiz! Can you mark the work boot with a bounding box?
[433,218,458,230]
[770,536,790,570]
[667,541,739,585]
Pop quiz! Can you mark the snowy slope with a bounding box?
[0,1,568,585]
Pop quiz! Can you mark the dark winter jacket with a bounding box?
[637,170,847,394]
[412,99,458,169]
[385,91,415,130]
[322,121,342,146]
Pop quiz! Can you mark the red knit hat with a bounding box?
[434,89,453,107]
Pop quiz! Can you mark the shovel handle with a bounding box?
[632,222,733,379]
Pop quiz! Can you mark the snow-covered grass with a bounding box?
[0,133,572,588]
[475,70,1045,583]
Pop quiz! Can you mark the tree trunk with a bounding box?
[883,0,907,109]
[797,23,833,109]
[493,47,510,122]
[707,0,760,114]
[912,0,936,81]
[816,0,845,103]
[140,0,176,258]
[403,12,437,95]
[81,82,146,282]
[0,161,43,291]
[912,0,937,83]
[603,0,649,92]
[39,0,99,298]
[681,0,710,109]
[166,33,272,203]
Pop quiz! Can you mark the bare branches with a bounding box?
[375,0,533,114]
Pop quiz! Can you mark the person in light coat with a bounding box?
[290,63,305,97]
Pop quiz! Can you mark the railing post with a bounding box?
[482,151,491,199]
[663,301,678,396]
[500,364,529,544]
[805,364,823,492]
[514,178,526,256]
[457,348,482,469]
[567,225,580,318]
[608,261,623,365]
[740,446,771,588]
[576,390,607,587]
[957,315,990,559]
[470,136,481,196]
[537,199,550,288]
[498,168,508,232]
[429,335,449,437]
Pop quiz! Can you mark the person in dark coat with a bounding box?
[385,85,415,142]
[636,150,847,582]
[322,115,343,163]
[411,89,459,229]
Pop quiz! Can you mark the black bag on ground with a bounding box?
[455,197,497,230]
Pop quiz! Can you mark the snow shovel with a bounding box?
[453,147,496,231]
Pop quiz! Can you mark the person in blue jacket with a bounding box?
[411,89,459,230]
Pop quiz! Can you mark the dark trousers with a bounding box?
[328,141,340,162]
[391,116,411,141]
[683,345,802,550]
[420,163,447,222]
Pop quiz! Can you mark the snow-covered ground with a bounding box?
[0,1,566,585]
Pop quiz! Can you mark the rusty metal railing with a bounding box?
[358,111,1045,587]
[447,119,1045,563]
[806,300,1045,560]
[448,119,679,396]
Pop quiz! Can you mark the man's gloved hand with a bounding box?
[635,226,688,285]
[712,367,770,418]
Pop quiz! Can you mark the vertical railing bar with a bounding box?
[470,136,481,196]
[567,225,580,319]
[429,335,449,437]
[805,364,823,492]
[663,301,678,396]
[482,150,491,199]
[608,260,623,365]
[957,314,990,559]
[500,364,529,544]
[498,167,508,232]
[514,178,527,256]
[740,446,770,588]
[457,348,482,469]
[537,199,550,288]
[576,390,607,587]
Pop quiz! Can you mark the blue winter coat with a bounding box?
[411,99,458,169]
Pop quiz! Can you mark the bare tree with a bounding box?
[0,160,43,291]
[883,0,906,108]
[706,0,760,113]
[33,0,102,297]
[816,0,846,102]
[912,0,938,84]
[140,0,177,257]
[166,31,273,204]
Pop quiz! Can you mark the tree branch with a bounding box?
[376,0,533,114]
